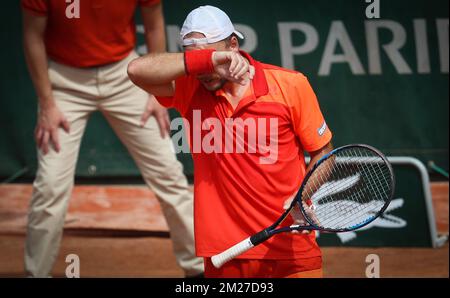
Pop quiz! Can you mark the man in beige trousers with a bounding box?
[21,0,203,277]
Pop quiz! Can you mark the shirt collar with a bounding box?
[238,50,269,98]
[214,50,269,111]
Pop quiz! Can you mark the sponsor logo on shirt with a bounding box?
[318,121,327,136]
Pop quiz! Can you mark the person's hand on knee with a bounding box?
[35,103,70,154]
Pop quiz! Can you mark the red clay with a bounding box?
[1,183,447,234]
[431,182,449,233]
[0,184,169,233]
[0,182,448,277]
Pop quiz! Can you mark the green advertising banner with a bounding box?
[0,0,448,179]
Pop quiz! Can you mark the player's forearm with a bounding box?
[302,142,334,198]
[128,49,220,95]
[127,52,185,92]
[306,142,333,173]
[22,15,54,109]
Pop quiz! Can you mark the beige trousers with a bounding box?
[25,51,203,277]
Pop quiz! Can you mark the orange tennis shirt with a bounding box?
[21,0,160,67]
[157,51,332,260]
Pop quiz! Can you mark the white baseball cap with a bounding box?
[180,5,244,47]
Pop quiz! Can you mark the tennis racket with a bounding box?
[211,144,395,268]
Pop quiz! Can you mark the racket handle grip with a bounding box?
[211,237,254,269]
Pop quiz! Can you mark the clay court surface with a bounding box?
[0,183,448,278]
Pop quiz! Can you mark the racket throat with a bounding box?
[249,229,271,246]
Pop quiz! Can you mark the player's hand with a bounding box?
[35,103,70,155]
[141,95,170,138]
[212,51,255,85]
[283,195,318,234]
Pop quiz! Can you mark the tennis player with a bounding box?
[128,5,333,278]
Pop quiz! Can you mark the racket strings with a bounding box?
[327,154,390,228]
[314,189,374,229]
[312,155,390,206]
[358,151,388,199]
[304,158,357,226]
[302,147,392,231]
[308,157,368,207]
[372,153,392,198]
[336,158,390,227]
